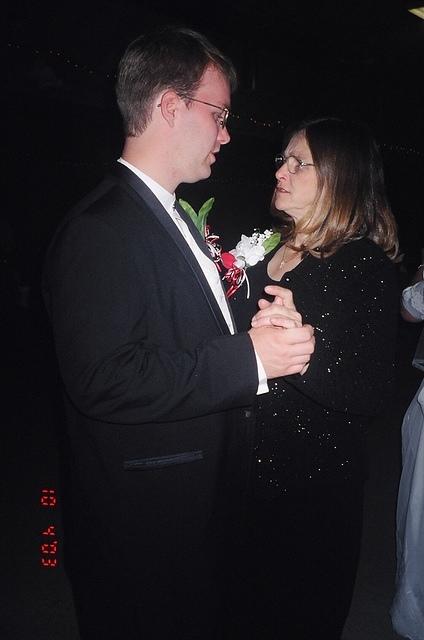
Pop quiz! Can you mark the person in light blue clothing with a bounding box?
[392,265,424,640]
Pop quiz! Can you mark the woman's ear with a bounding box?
[157,90,180,127]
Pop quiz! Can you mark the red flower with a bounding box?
[220,252,236,269]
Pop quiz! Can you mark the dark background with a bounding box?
[3,2,424,638]
[4,0,424,286]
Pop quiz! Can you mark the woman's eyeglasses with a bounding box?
[275,154,314,174]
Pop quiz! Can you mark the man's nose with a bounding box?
[218,125,230,145]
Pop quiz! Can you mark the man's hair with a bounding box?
[116,25,237,136]
[272,117,399,260]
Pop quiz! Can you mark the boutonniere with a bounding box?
[221,230,281,298]
[178,197,280,298]
[178,197,222,264]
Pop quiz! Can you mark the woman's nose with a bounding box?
[275,164,288,180]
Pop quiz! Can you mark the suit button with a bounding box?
[244,409,252,418]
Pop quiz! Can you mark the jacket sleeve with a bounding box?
[285,258,399,417]
[43,212,258,424]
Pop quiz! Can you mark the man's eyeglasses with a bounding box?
[180,95,230,129]
[275,154,314,174]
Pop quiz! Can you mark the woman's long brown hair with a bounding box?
[272,117,399,261]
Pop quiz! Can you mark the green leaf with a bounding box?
[198,197,215,236]
[198,197,215,217]
[178,198,199,229]
[178,197,215,237]
[263,232,281,254]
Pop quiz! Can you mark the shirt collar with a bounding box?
[117,158,175,214]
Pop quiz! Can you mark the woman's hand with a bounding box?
[251,285,303,329]
[251,285,312,374]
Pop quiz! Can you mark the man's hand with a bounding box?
[248,324,315,378]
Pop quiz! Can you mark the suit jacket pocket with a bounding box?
[123,450,204,470]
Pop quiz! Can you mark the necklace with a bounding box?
[278,245,300,269]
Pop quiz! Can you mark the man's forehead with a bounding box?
[198,65,231,99]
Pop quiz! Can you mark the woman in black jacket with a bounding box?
[228,117,399,639]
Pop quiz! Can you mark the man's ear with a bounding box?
[157,90,181,127]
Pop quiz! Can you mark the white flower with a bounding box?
[231,233,267,267]
[221,227,281,298]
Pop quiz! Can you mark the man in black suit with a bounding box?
[43,25,314,639]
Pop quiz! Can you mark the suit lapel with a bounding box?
[113,164,232,335]
[172,201,238,333]
[173,202,239,334]
[173,201,211,258]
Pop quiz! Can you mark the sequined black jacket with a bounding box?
[230,238,400,491]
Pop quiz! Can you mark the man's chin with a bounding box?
[183,166,212,184]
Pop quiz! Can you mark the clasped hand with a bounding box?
[251,285,302,329]
[248,285,315,378]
